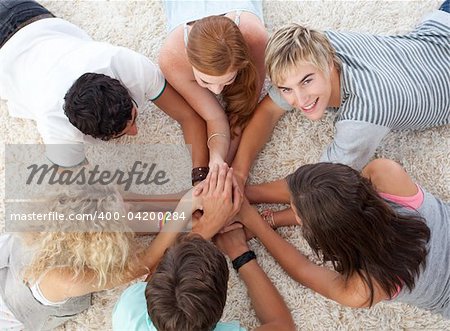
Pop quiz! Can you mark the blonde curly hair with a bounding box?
[22,185,138,288]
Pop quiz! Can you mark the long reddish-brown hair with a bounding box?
[187,15,259,137]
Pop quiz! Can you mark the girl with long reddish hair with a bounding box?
[160,1,267,175]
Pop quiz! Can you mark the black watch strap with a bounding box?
[232,250,256,271]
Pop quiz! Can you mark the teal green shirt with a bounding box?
[112,282,246,331]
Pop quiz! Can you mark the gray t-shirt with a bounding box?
[390,189,450,319]
[270,10,450,170]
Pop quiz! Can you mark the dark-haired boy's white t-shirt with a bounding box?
[0,18,165,167]
[269,9,450,170]
[112,282,246,331]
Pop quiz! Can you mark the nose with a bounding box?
[127,123,138,136]
[208,84,224,95]
[293,89,307,108]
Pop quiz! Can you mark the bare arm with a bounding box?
[39,189,198,301]
[153,83,208,168]
[238,200,389,308]
[215,229,295,331]
[240,12,268,94]
[231,96,285,184]
[159,35,230,166]
[245,177,290,204]
[362,159,418,197]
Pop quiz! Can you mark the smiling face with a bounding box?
[277,62,339,121]
[192,67,238,95]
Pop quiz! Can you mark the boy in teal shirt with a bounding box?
[113,231,294,331]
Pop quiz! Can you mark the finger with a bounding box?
[221,222,243,233]
[215,163,228,193]
[193,180,205,196]
[224,167,234,197]
[208,164,219,194]
[232,172,240,189]
[232,180,243,212]
[201,168,213,196]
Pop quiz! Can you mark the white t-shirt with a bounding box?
[0,18,165,167]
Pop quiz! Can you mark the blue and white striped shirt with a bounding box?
[329,11,449,130]
[270,9,449,170]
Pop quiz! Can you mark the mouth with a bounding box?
[300,98,318,113]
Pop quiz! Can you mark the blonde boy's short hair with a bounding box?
[265,24,340,85]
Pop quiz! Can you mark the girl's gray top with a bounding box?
[163,0,264,33]
[390,188,450,318]
[0,234,91,330]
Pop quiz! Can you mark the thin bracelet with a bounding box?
[232,250,256,271]
[261,209,276,228]
[158,213,169,231]
[207,133,228,149]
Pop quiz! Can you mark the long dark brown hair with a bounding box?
[187,16,259,137]
[287,163,430,306]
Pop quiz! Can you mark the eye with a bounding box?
[302,78,312,86]
[280,87,291,93]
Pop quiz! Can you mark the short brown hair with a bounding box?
[146,234,229,331]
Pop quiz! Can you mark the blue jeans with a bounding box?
[439,0,450,13]
[0,0,53,48]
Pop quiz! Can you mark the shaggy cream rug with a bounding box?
[1,1,449,330]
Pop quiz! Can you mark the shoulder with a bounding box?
[159,26,189,70]
[238,13,268,50]
[362,159,417,196]
[113,282,149,330]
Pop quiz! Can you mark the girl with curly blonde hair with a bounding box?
[0,165,240,330]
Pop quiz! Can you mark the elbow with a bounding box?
[178,112,206,132]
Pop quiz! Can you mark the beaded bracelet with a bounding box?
[192,167,209,186]
[158,213,169,231]
[232,250,256,271]
[261,209,276,228]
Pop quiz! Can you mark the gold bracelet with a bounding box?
[207,133,228,149]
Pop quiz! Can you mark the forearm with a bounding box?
[239,260,295,330]
[245,178,290,204]
[207,119,231,164]
[240,204,317,283]
[231,96,284,179]
[240,204,356,305]
[273,208,298,227]
[123,191,186,212]
[180,119,209,168]
[153,83,209,168]
[138,190,193,269]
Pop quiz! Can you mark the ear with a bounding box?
[328,58,335,71]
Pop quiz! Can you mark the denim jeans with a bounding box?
[439,0,450,13]
[0,0,53,48]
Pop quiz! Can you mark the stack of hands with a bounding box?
[191,163,254,260]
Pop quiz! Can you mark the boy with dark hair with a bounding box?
[0,0,207,169]
[63,73,136,141]
[113,231,295,331]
